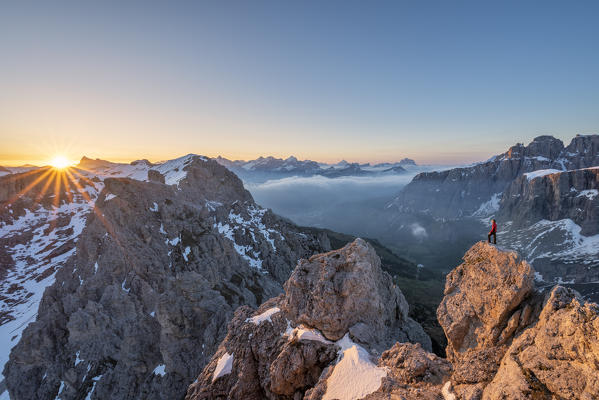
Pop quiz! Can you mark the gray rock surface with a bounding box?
[281,238,431,351]
[2,156,331,400]
[392,134,599,219]
[500,167,599,235]
[483,286,599,399]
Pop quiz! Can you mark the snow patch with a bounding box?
[121,279,130,293]
[104,193,117,201]
[182,246,191,262]
[323,334,387,400]
[213,205,282,271]
[56,381,65,400]
[285,325,332,344]
[212,352,234,382]
[149,202,159,212]
[442,381,457,400]
[84,374,102,400]
[246,307,280,325]
[577,189,598,200]
[473,193,502,217]
[153,364,166,377]
[524,169,561,181]
[534,272,544,282]
[75,351,83,366]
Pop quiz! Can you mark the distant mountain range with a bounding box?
[0,156,419,184]
[215,156,418,182]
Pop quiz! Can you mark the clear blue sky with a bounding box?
[1,1,598,165]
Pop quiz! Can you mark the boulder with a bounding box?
[281,238,431,351]
[437,241,534,360]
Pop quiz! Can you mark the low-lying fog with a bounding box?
[244,165,482,273]
[246,173,419,238]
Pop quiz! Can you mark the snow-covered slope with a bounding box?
[0,155,332,400]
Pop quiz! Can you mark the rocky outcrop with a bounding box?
[439,242,599,400]
[191,241,599,400]
[484,286,599,399]
[2,156,331,400]
[280,238,430,351]
[562,134,599,170]
[500,167,599,235]
[186,239,431,400]
[438,242,535,360]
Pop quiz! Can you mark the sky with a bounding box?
[1,1,598,166]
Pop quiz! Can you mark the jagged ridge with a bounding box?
[192,240,599,400]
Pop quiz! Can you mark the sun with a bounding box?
[49,155,73,169]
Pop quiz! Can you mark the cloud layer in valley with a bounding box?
[246,173,419,237]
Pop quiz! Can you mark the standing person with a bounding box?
[488,219,497,244]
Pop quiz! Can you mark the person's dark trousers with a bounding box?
[488,232,496,244]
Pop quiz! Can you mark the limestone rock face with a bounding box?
[186,239,431,400]
[392,134,599,219]
[437,242,535,360]
[483,286,599,400]
[500,167,599,235]
[438,242,599,400]
[281,238,431,351]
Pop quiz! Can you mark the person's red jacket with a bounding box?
[489,220,497,234]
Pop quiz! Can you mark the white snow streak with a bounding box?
[442,381,457,400]
[322,334,387,400]
[246,307,280,325]
[153,364,166,377]
[212,352,234,382]
[524,169,562,181]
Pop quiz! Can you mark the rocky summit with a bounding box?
[192,240,599,400]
